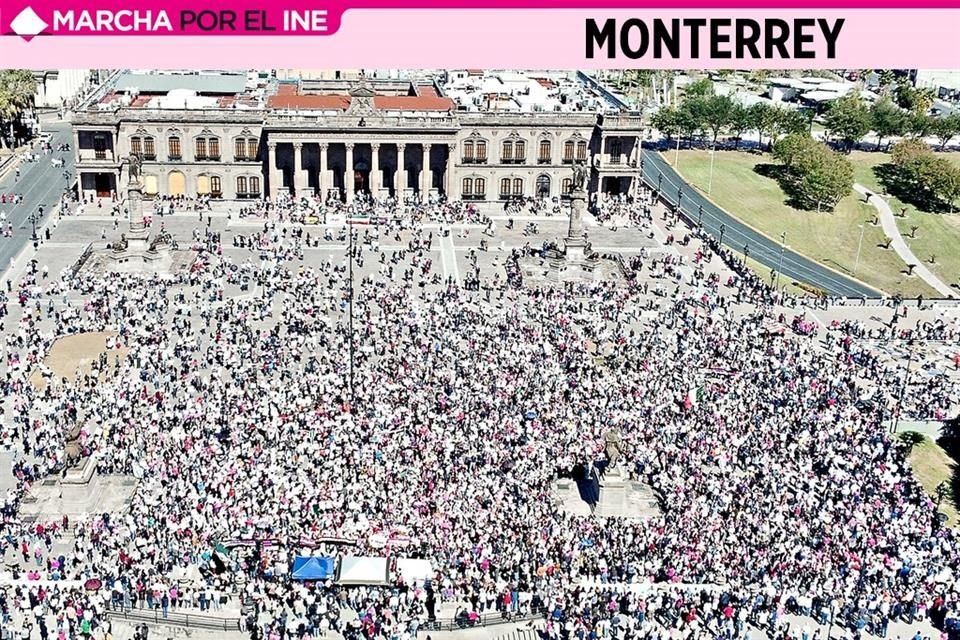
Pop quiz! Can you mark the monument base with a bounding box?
[517,245,627,285]
[553,467,662,520]
[74,243,198,276]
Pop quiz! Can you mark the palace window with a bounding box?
[563,141,575,164]
[562,178,573,195]
[515,141,526,163]
[475,141,487,163]
[249,177,261,195]
[500,177,511,197]
[234,137,258,161]
[610,138,622,164]
[195,137,220,161]
[463,141,474,163]
[131,136,157,160]
[538,140,551,164]
[167,136,181,160]
[577,141,588,161]
[210,176,222,198]
[502,141,513,162]
[93,135,107,160]
[462,177,473,196]
[513,178,523,195]
[475,178,485,195]
[237,176,248,197]
[143,137,156,160]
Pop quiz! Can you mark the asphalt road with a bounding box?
[640,149,882,299]
[0,122,74,274]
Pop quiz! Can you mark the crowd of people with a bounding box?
[0,193,956,640]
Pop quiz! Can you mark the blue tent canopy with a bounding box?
[291,556,336,581]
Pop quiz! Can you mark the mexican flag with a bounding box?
[684,385,705,409]
[347,212,370,225]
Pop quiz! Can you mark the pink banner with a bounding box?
[1,8,958,67]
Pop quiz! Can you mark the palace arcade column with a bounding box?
[397,144,407,198]
[421,144,432,196]
[268,142,283,199]
[371,143,382,197]
[293,143,306,196]
[318,143,328,198]
[345,143,354,203]
[445,144,455,196]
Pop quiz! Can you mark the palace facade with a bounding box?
[72,72,646,204]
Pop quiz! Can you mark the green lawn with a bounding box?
[667,149,944,297]
[908,435,958,526]
[847,151,960,293]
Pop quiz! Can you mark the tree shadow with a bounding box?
[873,163,951,214]
[754,163,811,210]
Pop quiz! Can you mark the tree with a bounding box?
[909,113,936,139]
[930,114,960,150]
[778,109,812,137]
[895,83,936,116]
[878,70,898,95]
[870,98,907,150]
[824,94,872,152]
[728,104,754,150]
[0,70,36,150]
[898,430,926,455]
[773,133,853,212]
[699,94,735,145]
[890,138,960,210]
[773,133,818,170]
[750,103,781,150]
[684,78,714,99]
[651,107,681,139]
[799,150,854,212]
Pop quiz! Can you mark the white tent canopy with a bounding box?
[394,558,433,584]
[337,556,389,585]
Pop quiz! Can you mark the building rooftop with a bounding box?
[113,71,250,95]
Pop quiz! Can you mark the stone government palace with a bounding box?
[72,70,646,203]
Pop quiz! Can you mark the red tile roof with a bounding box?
[417,84,439,98]
[276,84,298,95]
[374,96,453,111]
[268,95,352,109]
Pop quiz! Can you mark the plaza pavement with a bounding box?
[0,195,956,640]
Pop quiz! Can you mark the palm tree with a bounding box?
[0,70,36,150]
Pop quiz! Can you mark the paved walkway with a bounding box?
[855,184,955,297]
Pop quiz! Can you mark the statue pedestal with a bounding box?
[517,187,626,285]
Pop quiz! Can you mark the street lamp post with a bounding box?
[347,221,355,410]
[892,339,916,434]
[934,481,950,533]
[775,232,787,291]
[708,142,717,195]
[697,204,704,229]
[718,223,726,247]
[854,222,866,275]
[28,209,41,245]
